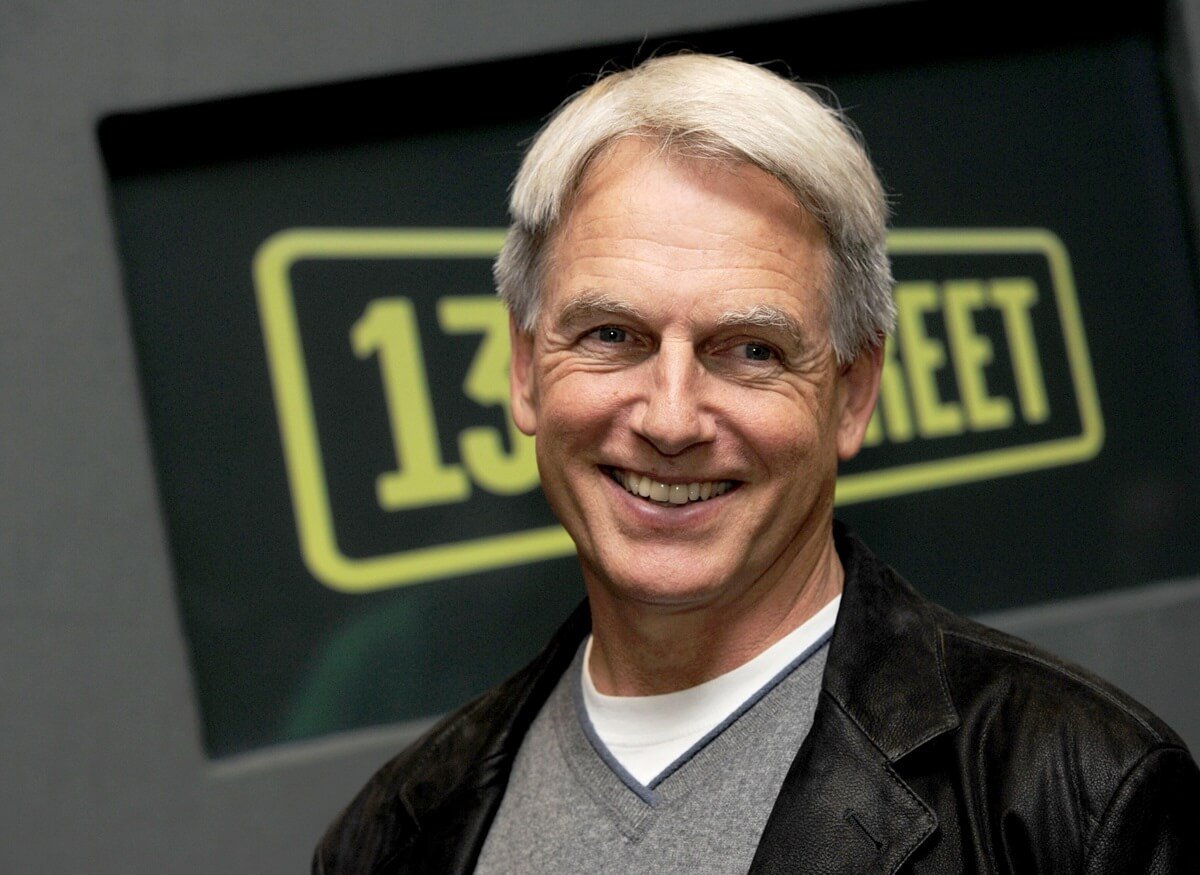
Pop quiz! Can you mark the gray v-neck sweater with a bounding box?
[476,639,828,874]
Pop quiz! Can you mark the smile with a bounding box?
[605,467,738,505]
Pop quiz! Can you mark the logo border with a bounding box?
[253,227,1103,593]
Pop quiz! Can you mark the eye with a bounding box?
[740,342,776,361]
[576,324,646,362]
[591,326,628,344]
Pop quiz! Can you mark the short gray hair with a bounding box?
[494,53,895,363]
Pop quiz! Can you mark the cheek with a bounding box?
[535,376,622,451]
[532,381,624,520]
[733,395,838,469]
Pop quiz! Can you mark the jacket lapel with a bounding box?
[749,524,959,874]
[748,697,939,874]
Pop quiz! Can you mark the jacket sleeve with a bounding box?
[1083,744,1200,874]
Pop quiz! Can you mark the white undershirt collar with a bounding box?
[581,595,840,785]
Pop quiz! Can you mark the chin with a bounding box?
[593,565,736,613]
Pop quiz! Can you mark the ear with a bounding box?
[835,339,884,461]
[510,315,538,436]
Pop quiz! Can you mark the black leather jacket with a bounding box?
[315,526,1200,873]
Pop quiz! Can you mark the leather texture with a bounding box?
[314,524,1200,874]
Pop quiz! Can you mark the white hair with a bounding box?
[494,53,895,363]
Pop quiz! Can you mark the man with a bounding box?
[315,54,1200,873]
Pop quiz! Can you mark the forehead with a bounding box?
[545,139,830,327]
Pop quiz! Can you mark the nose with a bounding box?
[630,339,717,456]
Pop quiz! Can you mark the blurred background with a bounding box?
[3,0,1199,870]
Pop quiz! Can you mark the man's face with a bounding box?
[511,139,880,614]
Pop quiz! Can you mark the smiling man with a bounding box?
[315,55,1199,874]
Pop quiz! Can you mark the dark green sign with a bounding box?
[101,9,1200,756]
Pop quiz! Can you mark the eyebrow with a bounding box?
[554,291,649,328]
[715,305,807,350]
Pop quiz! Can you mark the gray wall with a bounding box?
[1,1,1197,871]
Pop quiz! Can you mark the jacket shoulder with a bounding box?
[934,606,1184,751]
[926,605,1197,864]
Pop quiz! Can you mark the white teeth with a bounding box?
[609,468,735,505]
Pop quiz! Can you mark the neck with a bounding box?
[585,530,843,696]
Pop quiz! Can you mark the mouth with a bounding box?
[603,466,740,506]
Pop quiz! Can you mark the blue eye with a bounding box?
[594,326,627,343]
[742,343,774,361]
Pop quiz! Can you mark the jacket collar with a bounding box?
[748,522,960,874]
[823,521,959,761]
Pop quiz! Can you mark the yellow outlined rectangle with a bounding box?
[835,228,1104,504]
[254,227,1103,594]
